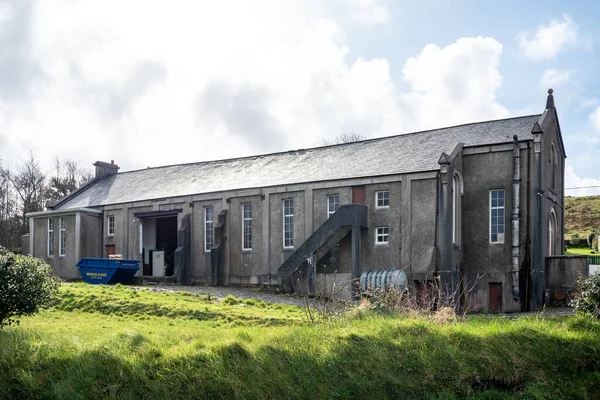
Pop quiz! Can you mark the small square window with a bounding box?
[376,191,390,208]
[327,195,340,218]
[375,227,389,244]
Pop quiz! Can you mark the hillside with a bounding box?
[564,195,600,235]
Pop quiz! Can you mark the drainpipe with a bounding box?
[512,136,520,301]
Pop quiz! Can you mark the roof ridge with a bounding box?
[116,114,542,175]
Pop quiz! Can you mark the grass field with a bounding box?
[565,247,594,256]
[1,283,600,399]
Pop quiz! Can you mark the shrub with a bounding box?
[0,247,60,327]
[570,232,581,248]
[571,272,600,319]
[588,232,596,249]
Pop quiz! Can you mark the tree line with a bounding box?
[0,153,92,251]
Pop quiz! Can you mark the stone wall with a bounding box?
[545,255,588,304]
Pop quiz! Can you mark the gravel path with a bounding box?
[131,285,575,315]
[133,284,310,307]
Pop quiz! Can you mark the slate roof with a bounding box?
[56,114,540,209]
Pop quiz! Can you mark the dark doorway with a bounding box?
[352,186,366,205]
[105,244,116,258]
[155,216,178,276]
[488,282,503,313]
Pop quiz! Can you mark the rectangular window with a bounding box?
[242,203,252,250]
[490,190,505,243]
[205,207,214,252]
[47,218,54,257]
[107,215,115,236]
[283,199,294,248]
[59,217,66,256]
[376,191,390,208]
[327,195,340,218]
[375,227,389,245]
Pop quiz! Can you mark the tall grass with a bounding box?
[1,283,599,399]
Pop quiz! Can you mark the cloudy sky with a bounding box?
[1,0,599,195]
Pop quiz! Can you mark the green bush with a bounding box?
[571,272,600,319]
[0,247,60,327]
[587,232,596,249]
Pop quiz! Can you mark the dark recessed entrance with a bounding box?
[140,215,178,277]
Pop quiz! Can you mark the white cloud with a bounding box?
[343,0,390,26]
[565,161,600,196]
[517,15,578,61]
[589,106,600,132]
[0,1,509,174]
[540,69,571,88]
[398,36,509,129]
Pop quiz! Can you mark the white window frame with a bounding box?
[283,199,294,248]
[327,194,340,218]
[489,190,505,244]
[59,217,66,256]
[204,206,214,252]
[47,218,54,257]
[376,191,390,208]
[242,203,252,251]
[107,215,115,236]
[375,227,389,245]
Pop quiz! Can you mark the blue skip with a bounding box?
[76,258,140,284]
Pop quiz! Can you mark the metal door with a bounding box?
[488,282,503,313]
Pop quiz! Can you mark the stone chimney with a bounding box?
[93,160,120,179]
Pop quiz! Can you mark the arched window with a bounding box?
[548,209,557,256]
[452,172,462,245]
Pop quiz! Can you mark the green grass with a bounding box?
[1,284,600,399]
[565,247,594,256]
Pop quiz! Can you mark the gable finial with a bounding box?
[546,88,555,110]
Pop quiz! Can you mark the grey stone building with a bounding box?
[26,91,566,312]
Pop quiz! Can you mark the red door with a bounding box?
[352,186,366,205]
[105,245,116,258]
[488,282,503,313]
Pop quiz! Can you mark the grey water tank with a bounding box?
[359,269,407,293]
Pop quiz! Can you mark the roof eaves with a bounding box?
[52,177,102,209]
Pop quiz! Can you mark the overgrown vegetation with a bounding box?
[564,196,600,248]
[2,283,600,399]
[0,247,60,327]
[572,272,600,319]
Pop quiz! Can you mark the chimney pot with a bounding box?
[93,160,120,179]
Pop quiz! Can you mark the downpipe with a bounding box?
[512,135,520,301]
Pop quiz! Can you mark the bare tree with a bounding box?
[0,153,93,250]
[46,158,93,201]
[316,132,365,146]
[0,163,21,249]
[0,152,47,227]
